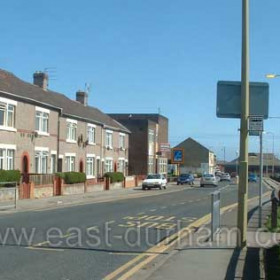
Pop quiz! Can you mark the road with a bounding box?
[0,181,268,280]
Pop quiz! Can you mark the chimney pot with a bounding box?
[76,90,88,106]
[33,71,48,90]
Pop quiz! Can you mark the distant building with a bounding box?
[173,137,216,174]
[225,153,280,175]
[108,114,169,175]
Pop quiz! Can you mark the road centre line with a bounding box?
[104,191,271,280]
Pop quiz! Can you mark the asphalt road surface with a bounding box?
[0,181,268,280]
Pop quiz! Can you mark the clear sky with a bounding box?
[1,0,280,161]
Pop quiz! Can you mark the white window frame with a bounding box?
[105,130,113,149]
[0,97,17,132]
[87,124,96,145]
[119,133,125,150]
[35,107,49,135]
[66,119,77,143]
[118,158,125,173]
[86,156,95,178]
[66,155,75,172]
[105,158,113,173]
[35,150,48,174]
[0,147,15,170]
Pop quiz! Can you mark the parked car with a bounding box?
[220,173,231,182]
[177,174,195,185]
[200,174,218,187]
[142,174,167,190]
[248,174,258,183]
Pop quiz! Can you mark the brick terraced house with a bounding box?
[0,69,130,180]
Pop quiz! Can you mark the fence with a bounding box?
[0,182,17,210]
[29,174,55,185]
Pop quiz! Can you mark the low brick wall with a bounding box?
[0,187,18,202]
[34,184,53,199]
[110,182,123,190]
[125,176,136,188]
[62,182,85,195]
[87,183,104,192]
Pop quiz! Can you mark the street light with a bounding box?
[265,74,280,79]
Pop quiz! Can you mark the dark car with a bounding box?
[177,174,195,185]
[248,174,258,182]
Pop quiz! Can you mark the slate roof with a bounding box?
[0,69,129,133]
[228,153,280,166]
[174,137,214,153]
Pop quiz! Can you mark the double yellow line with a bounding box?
[104,191,271,280]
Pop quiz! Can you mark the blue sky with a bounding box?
[1,0,280,161]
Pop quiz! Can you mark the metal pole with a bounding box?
[259,132,263,228]
[237,0,249,248]
[272,134,275,176]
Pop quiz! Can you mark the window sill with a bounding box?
[35,131,50,136]
[0,126,17,132]
[106,146,113,150]
[66,139,77,144]
[88,142,96,146]
[86,175,96,179]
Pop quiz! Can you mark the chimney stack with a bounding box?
[76,90,88,106]
[33,71,48,91]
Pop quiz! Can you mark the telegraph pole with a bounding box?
[237,0,250,247]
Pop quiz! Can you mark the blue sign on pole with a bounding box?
[171,148,184,164]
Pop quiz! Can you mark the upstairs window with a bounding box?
[35,110,49,134]
[119,134,125,150]
[67,120,77,142]
[105,131,113,149]
[0,103,15,128]
[87,124,96,144]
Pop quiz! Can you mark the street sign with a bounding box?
[160,143,170,152]
[217,81,269,119]
[249,115,263,136]
[171,148,184,164]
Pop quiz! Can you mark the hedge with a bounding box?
[56,172,86,184]
[104,172,124,183]
[0,170,21,187]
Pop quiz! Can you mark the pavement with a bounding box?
[131,179,280,280]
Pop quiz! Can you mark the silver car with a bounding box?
[200,174,218,187]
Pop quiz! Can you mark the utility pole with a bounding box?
[259,132,263,228]
[237,0,249,247]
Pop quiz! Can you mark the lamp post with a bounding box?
[237,0,250,248]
